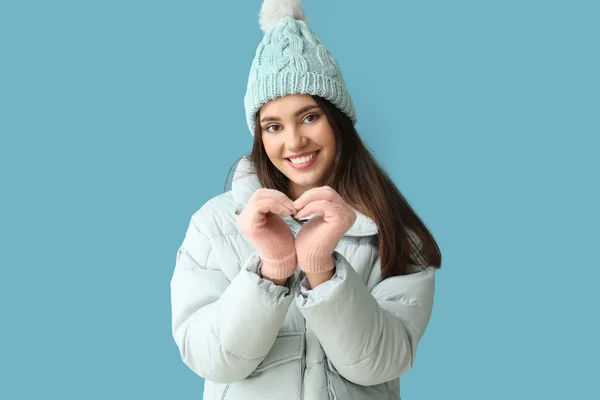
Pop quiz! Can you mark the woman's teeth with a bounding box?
[290,152,316,164]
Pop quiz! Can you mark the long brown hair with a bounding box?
[225,95,442,277]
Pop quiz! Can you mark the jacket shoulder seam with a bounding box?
[190,217,214,267]
[191,202,241,241]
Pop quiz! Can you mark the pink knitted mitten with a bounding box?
[236,188,298,280]
[293,186,357,273]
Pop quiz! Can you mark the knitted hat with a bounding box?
[244,0,357,136]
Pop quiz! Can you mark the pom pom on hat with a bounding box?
[259,0,307,33]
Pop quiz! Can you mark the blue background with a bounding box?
[1,0,598,398]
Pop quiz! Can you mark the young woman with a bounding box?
[170,1,442,399]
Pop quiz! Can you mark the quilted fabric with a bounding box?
[170,156,436,399]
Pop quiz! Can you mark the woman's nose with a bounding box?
[285,127,307,148]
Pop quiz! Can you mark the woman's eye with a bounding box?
[304,113,319,123]
[264,114,319,132]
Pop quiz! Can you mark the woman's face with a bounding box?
[259,94,336,201]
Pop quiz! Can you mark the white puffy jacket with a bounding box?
[170,156,436,399]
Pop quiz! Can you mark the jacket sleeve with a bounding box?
[170,209,297,383]
[295,250,435,386]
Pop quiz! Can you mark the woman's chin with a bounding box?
[288,176,322,188]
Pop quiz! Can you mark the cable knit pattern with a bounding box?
[244,15,357,135]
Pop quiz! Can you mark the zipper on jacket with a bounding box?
[220,384,229,400]
[299,351,305,400]
[300,319,307,399]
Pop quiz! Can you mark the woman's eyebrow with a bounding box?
[260,105,320,123]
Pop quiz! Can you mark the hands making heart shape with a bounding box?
[236,186,357,281]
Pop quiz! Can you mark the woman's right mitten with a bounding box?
[236,188,297,280]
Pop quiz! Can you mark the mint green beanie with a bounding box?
[244,0,357,136]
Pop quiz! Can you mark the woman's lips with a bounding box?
[286,150,319,170]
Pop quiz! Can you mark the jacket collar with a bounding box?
[232,157,378,237]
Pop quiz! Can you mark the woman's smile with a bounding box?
[286,150,320,169]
